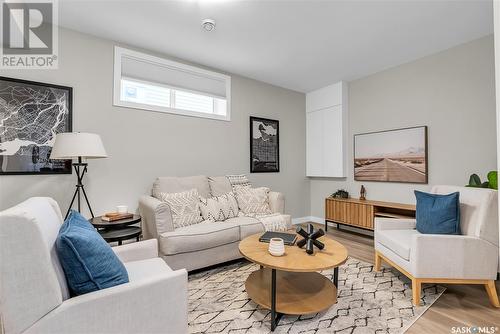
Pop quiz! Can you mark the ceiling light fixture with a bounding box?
[202,18,216,32]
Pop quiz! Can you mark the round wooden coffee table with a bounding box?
[239,232,348,331]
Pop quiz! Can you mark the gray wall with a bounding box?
[310,35,497,217]
[0,28,309,218]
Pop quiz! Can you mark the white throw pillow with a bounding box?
[199,192,239,222]
[234,186,272,215]
[159,189,203,229]
[226,174,251,189]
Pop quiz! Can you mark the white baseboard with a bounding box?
[292,216,324,225]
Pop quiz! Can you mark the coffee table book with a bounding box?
[101,213,134,222]
[259,231,297,245]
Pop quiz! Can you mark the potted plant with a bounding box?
[466,171,498,190]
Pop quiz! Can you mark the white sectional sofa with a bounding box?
[139,175,292,271]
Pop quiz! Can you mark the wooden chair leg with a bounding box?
[412,278,421,306]
[374,252,381,271]
[484,280,500,308]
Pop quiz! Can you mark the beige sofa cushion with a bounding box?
[376,229,418,261]
[153,175,211,199]
[224,216,263,239]
[159,221,240,255]
[208,176,233,196]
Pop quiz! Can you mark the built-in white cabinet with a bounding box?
[306,82,348,177]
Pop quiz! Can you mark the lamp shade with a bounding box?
[50,132,108,159]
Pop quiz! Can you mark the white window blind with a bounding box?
[113,46,231,121]
[121,78,170,108]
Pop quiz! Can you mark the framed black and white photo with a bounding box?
[0,77,73,175]
[250,116,279,173]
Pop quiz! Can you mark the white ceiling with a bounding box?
[58,0,493,93]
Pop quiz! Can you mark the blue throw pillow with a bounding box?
[415,190,460,235]
[56,210,129,296]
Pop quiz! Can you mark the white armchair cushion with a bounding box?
[124,258,172,281]
[112,239,158,263]
[376,229,418,261]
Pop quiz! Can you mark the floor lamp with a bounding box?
[50,132,108,219]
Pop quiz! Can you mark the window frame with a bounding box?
[113,46,231,121]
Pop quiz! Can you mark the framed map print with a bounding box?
[250,116,279,173]
[0,77,73,175]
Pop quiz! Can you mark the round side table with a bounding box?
[89,214,142,245]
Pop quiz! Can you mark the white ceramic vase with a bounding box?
[268,238,285,256]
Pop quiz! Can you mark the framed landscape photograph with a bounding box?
[250,116,279,173]
[0,77,73,175]
[354,126,428,183]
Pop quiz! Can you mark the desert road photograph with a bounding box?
[354,126,428,183]
[354,157,426,182]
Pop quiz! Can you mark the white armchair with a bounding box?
[0,197,188,334]
[374,185,499,307]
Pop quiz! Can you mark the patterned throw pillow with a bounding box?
[234,186,272,215]
[226,174,251,189]
[199,192,239,222]
[159,189,203,229]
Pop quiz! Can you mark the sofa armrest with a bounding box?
[112,239,158,263]
[139,195,174,239]
[374,217,416,231]
[282,214,292,229]
[269,191,285,214]
[411,234,499,279]
[25,269,188,334]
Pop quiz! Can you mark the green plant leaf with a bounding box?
[468,174,482,186]
[487,171,498,190]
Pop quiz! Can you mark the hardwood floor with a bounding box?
[312,223,500,333]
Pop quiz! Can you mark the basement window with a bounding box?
[113,46,231,121]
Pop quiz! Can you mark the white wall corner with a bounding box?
[493,0,500,274]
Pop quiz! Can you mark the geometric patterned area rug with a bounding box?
[188,258,445,334]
